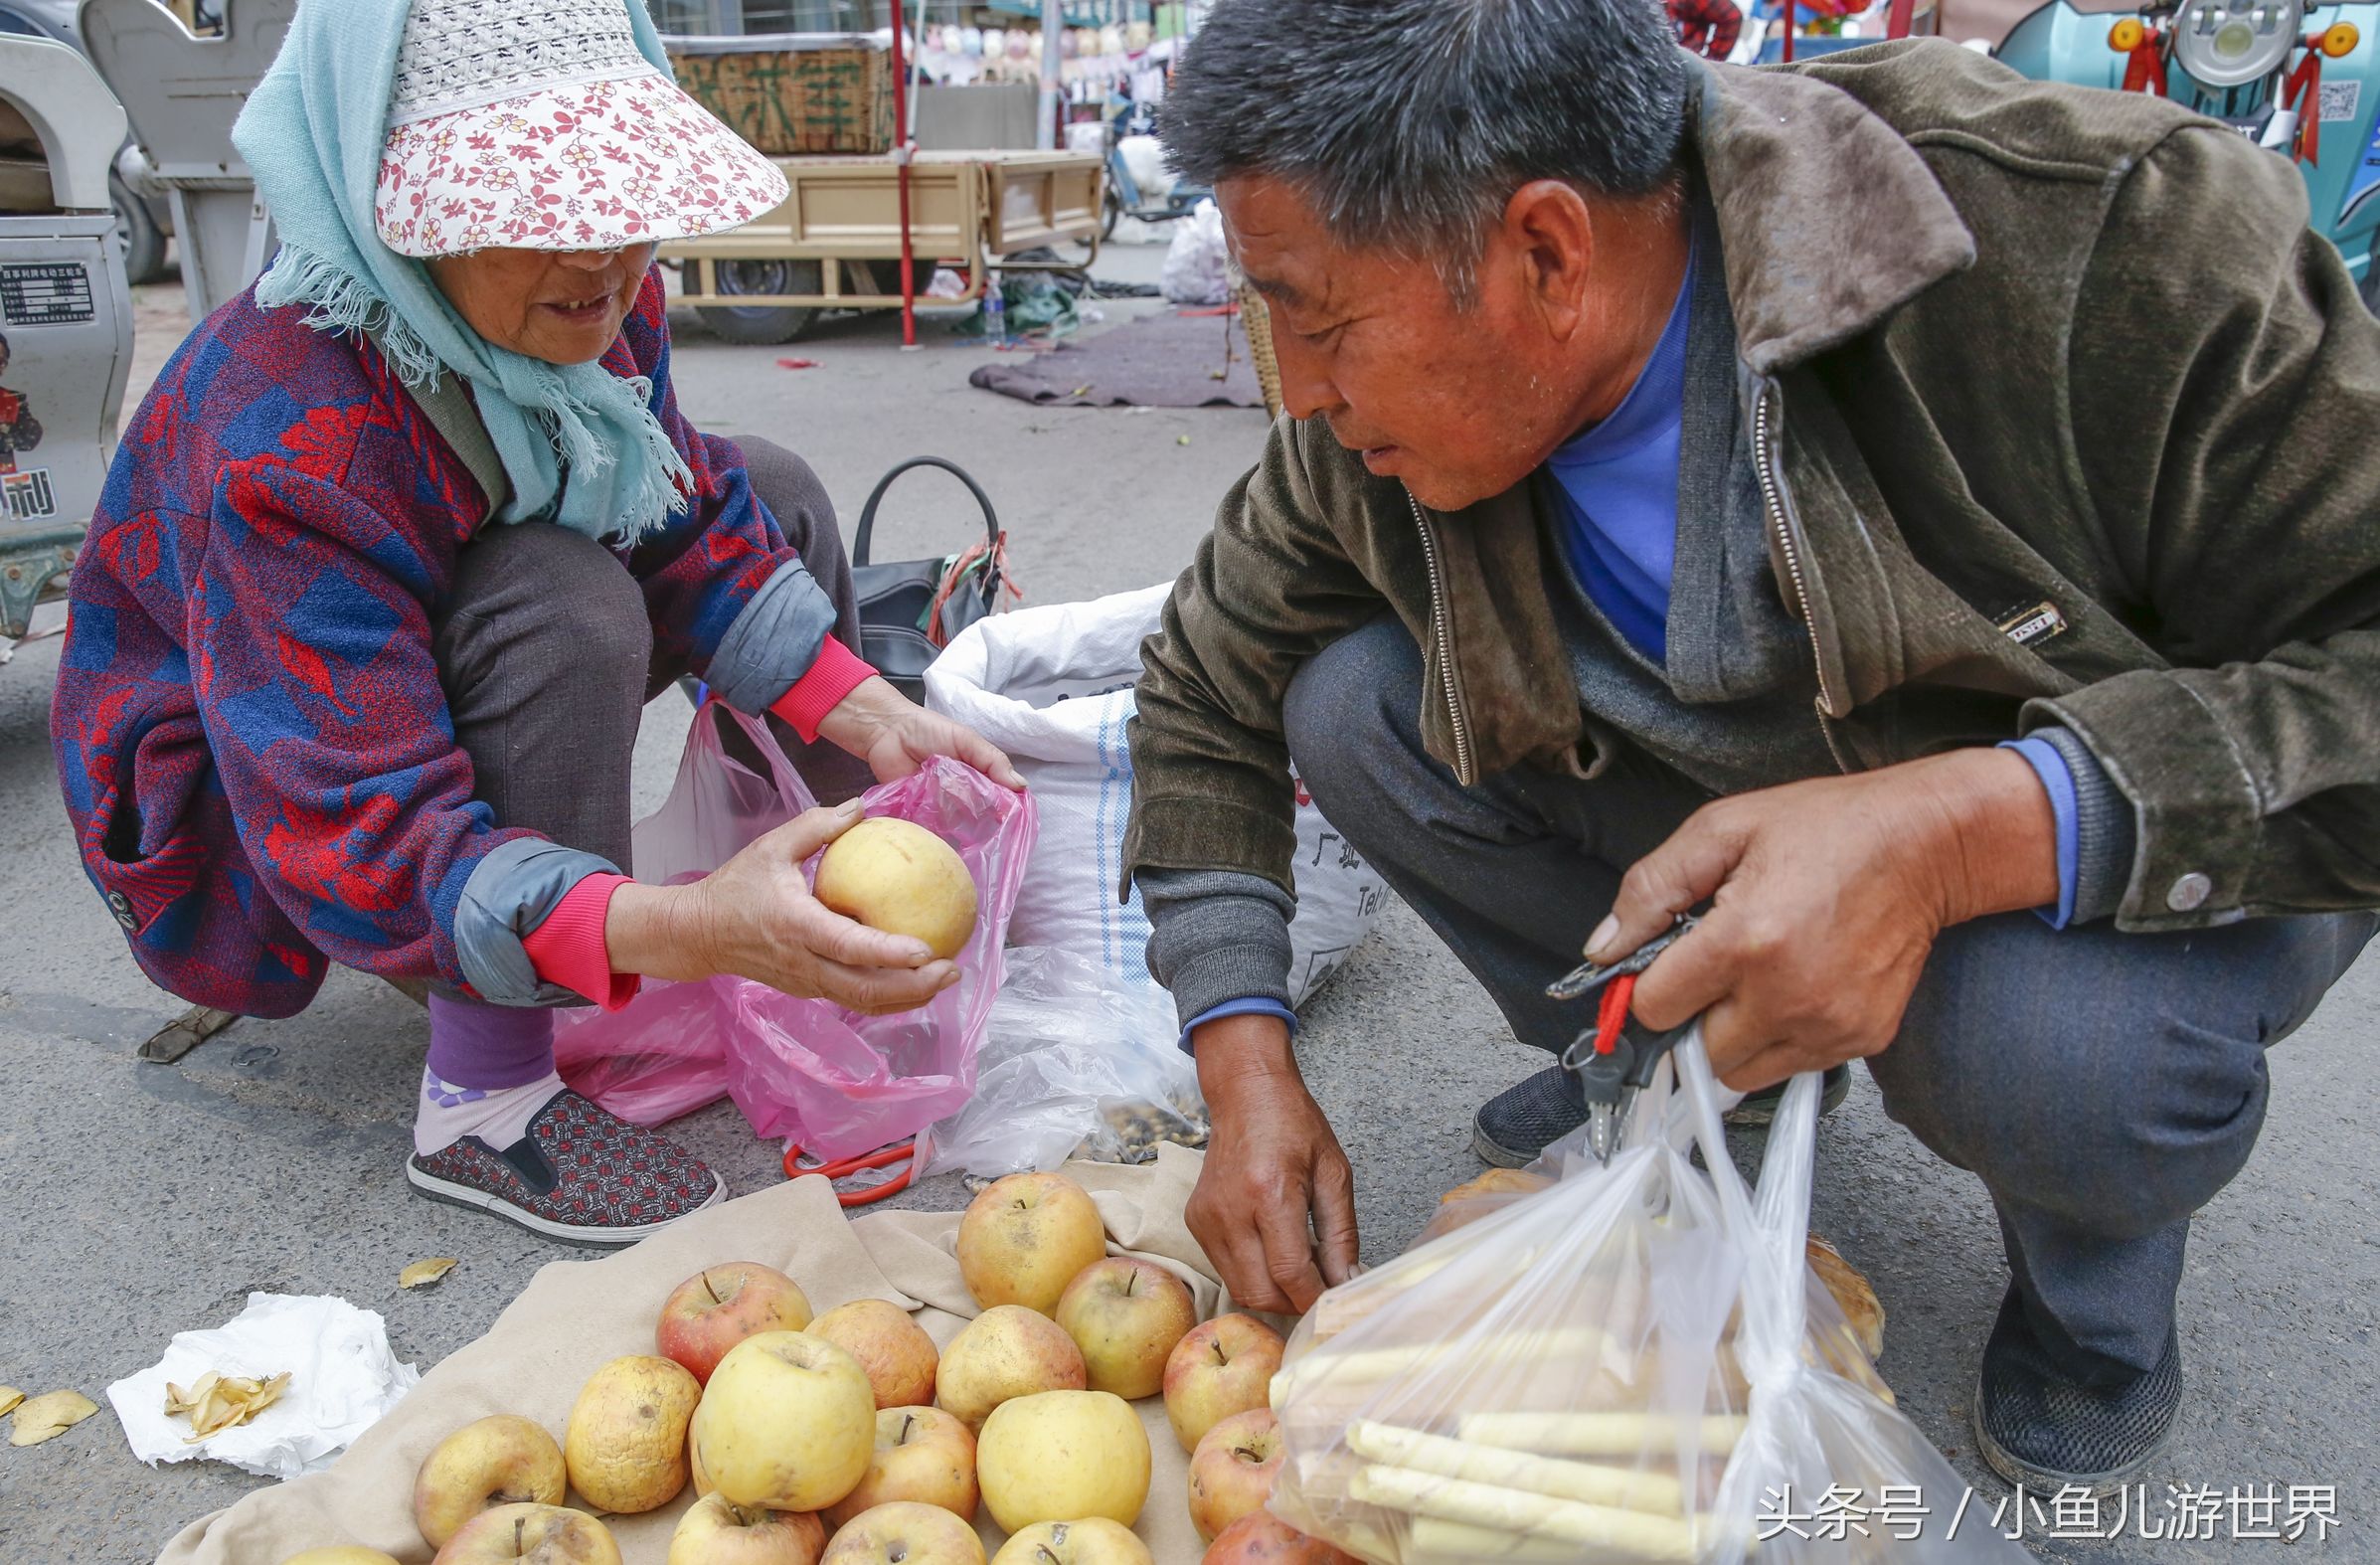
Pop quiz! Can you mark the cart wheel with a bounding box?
[694,259,822,346]
[110,172,168,286]
[1103,187,1121,240]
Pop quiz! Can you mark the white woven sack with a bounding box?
[927,584,1387,1004]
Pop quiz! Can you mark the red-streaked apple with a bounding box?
[658,1263,814,1384]
[1187,1408,1282,1542]
[806,1299,938,1408]
[824,1405,978,1527]
[429,1503,619,1565]
[818,1501,986,1565]
[1163,1314,1286,1452]
[665,1495,825,1565]
[414,1414,567,1548]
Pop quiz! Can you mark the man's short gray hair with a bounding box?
[1163,0,1690,289]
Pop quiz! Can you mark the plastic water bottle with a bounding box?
[982,276,1007,346]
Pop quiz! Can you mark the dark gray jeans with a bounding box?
[429,435,873,878]
[1286,616,2376,1382]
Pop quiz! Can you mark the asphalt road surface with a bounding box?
[2,244,2372,1562]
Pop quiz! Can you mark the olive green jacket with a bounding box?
[1122,40,2380,932]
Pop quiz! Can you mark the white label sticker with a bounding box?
[2321,80,2361,123]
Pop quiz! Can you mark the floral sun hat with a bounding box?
[374,0,789,258]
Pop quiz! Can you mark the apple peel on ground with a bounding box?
[400,1257,460,1290]
[0,1386,21,1418]
[9,1389,99,1446]
[165,1371,291,1442]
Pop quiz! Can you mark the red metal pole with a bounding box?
[1782,0,1795,60]
[890,0,918,347]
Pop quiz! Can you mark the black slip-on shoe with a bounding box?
[1973,1286,2182,1496]
[1722,1063,1853,1127]
[1473,1061,1854,1167]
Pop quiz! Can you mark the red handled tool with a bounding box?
[784,1137,917,1207]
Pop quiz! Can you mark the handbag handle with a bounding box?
[853,456,1001,569]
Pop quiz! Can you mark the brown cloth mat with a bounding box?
[157,1147,1235,1565]
[967,309,1267,409]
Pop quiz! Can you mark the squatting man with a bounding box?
[1122,0,2380,1496]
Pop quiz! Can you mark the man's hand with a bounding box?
[1593,748,2059,1091]
[817,675,1026,788]
[1185,1013,1359,1313]
[606,800,957,1014]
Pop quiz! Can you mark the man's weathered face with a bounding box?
[1221,175,1590,512]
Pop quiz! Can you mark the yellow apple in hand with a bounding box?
[666,1495,826,1565]
[692,1330,876,1512]
[415,1414,567,1548]
[990,1519,1153,1565]
[825,1405,978,1527]
[1163,1314,1285,1453]
[814,817,979,960]
[565,1355,700,1514]
[658,1262,815,1384]
[806,1298,939,1408]
[819,1501,987,1565]
[1054,1257,1197,1400]
[1187,1409,1283,1542]
[956,1172,1108,1313]
[430,1503,619,1565]
[976,1389,1150,1532]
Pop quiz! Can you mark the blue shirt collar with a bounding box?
[1547,238,1697,468]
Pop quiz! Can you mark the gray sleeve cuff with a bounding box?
[454,837,623,1006]
[2029,724,2137,926]
[708,557,842,715]
[1139,867,1296,1029]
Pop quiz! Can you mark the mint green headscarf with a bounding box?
[232,0,692,543]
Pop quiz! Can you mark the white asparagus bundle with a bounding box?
[1275,1326,1609,1398]
[1460,1410,1749,1458]
[1345,1420,1688,1515]
[1349,1464,1700,1563]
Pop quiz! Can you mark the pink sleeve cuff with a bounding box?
[770,635,876,743]
[523,872,641,1012]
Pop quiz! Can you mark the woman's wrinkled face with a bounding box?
[424,243,658,363]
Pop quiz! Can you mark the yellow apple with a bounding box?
[824,1405,978,1527]
[814,817,978,959]
[666,1495,826,1565]
[806,1298,938,1408]
[564,1354,701,1514]
[934,1304,1087,1431]
[955,1172,1108,1314]
[692,1329,877,1512]
[976,1389,1150,1532]
[280,1552,403,1565]
[1186,1408,1283,1542]
[819,1501,987,1565]
[1054,1257,1197,1400]
[414,1414,567,1548]
[990,1519,1153,1565]
[658,1262,815,1384]
[430,1503,619,1565]
[1162,1314,1285,1453]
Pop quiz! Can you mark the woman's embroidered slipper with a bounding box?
[407,1088,724,1246]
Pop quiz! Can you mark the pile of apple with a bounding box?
[281,1171,1354,1565]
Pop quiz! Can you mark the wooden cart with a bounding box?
[659,148,1105,344]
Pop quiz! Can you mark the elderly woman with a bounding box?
[51,0,1019,1245]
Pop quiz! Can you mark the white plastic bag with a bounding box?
[919,946,1206,1180]
[1271,1031,2029,1565]
[1160,198,1232,305]
[925,584,1388,1004]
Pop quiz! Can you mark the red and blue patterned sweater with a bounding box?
[53,272,816,1017]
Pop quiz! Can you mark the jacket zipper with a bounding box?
[1750,382,1853,776]
[1406,492,1477,785]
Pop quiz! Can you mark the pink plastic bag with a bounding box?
[555,700,1037,1158]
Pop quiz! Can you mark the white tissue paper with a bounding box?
[106,1292,422,1479]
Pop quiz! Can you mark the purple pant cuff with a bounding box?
[425,993,557,1090]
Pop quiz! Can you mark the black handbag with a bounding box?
[850,456,1011,703]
